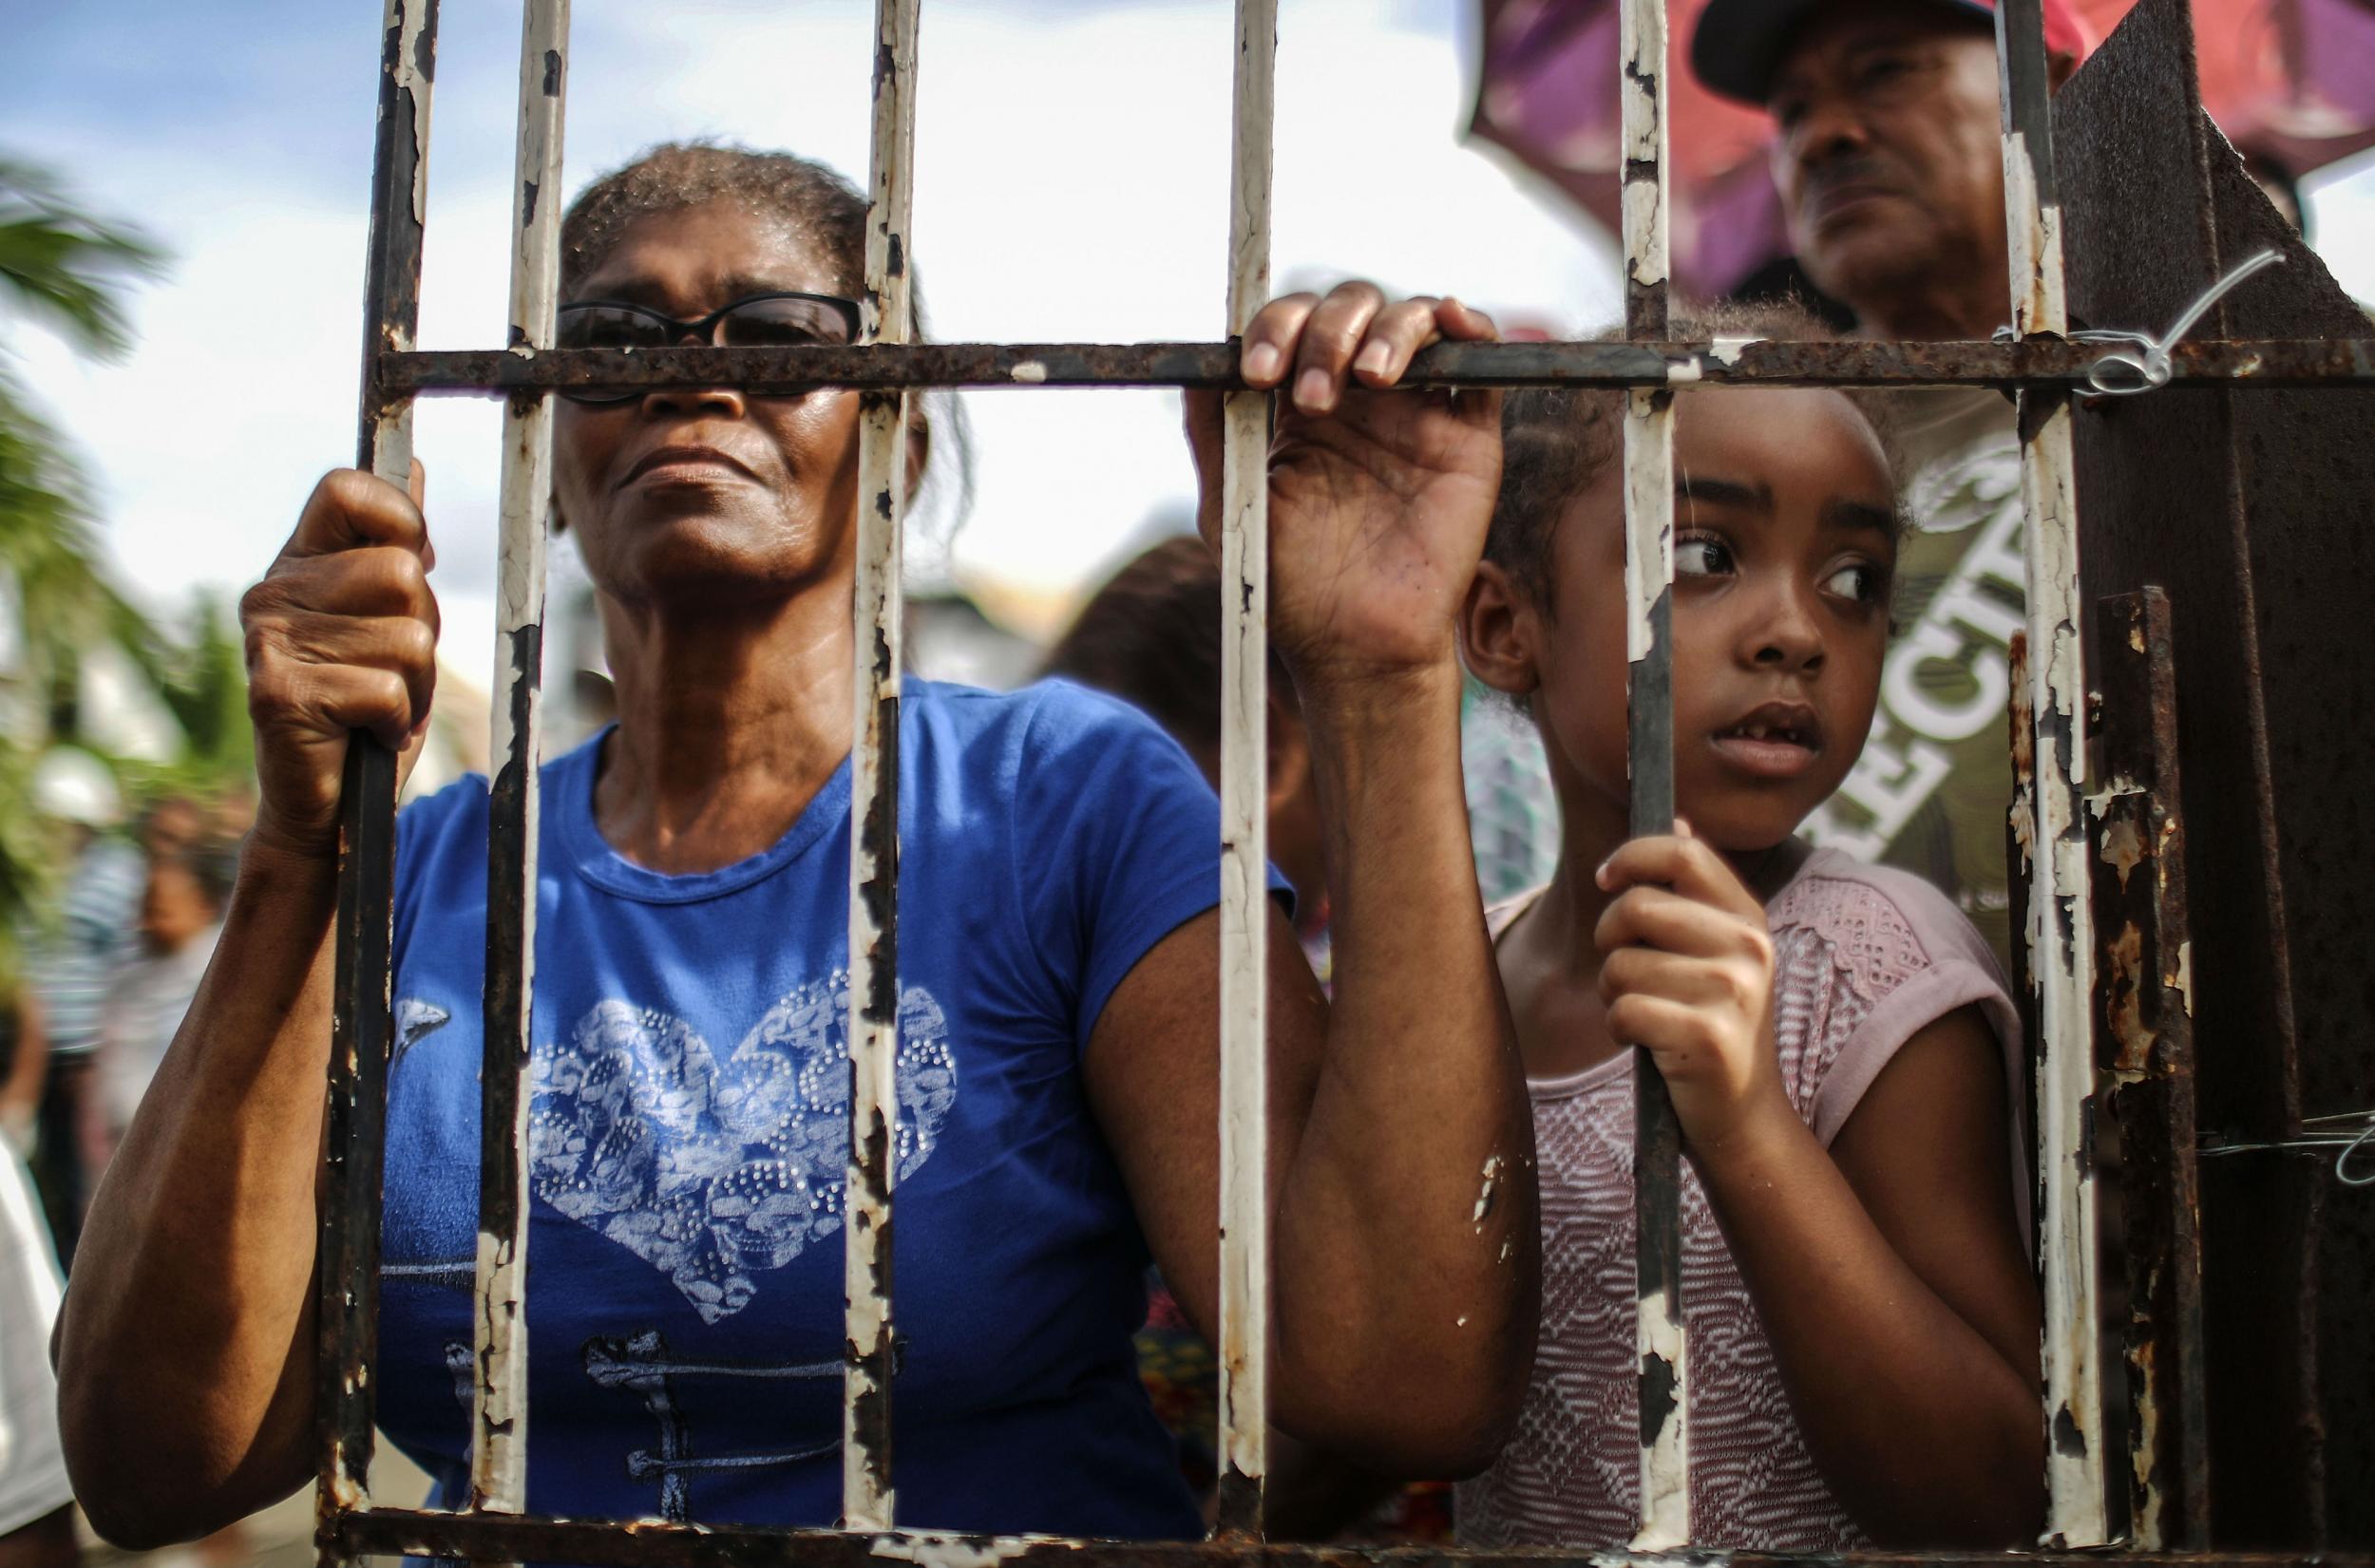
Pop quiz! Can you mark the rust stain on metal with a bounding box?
[2084,588,2210,1546]
[2099,812,2145,892]
[2101,916,2153,1080]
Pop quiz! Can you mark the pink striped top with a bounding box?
[1455,848,2027,1550]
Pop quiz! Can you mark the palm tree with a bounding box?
[0,156,167,988]
[0,158,169,736]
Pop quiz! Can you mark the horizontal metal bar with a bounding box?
[379,337,2375,395]
[331,1510,2375,1568]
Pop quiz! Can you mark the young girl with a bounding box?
[1454,308,2041,1549]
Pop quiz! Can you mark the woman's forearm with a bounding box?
[1270,659,1539,1476]
[1694,1109,2042,1545]
[59,839,340,1548]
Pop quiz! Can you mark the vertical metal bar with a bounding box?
[1213,0,1277,1541]
[1619,0,1685,1548]
[318,2,436,1563]
[2090,588,2211,1548]
[470,0,567,1523]
[1995,0,2109,1546]
[844,0,920,1533]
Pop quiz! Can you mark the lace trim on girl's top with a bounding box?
[1766,861,1933,1011]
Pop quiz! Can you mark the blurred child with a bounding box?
[1453,308,2040,1549]
[95,838,236,1163]
[1044,537,1332,976]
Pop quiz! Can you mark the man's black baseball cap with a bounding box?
[1689,0,2084,106]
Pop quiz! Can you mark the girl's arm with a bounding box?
[1083,285,1539,1481]
[1597,833,2041,1545]
[58,470,439,1549]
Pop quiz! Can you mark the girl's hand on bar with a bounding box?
[238,465,441,864]
[1593,823,1795,1155]
[1186,282,1503,694]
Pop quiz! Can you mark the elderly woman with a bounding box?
[58,144,1536,1547]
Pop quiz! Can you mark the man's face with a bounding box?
[1766,0,2006,323]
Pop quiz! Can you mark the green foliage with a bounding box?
[0,157,164,359]
[0,154,204,993]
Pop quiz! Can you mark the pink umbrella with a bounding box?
[1468,0,2375,300]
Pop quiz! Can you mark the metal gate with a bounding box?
[309,0,2375,1561]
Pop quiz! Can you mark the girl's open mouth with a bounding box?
[1710,704,1824,780]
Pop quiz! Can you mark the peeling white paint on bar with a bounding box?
[845,0,922,1537]
[469,0,567,1526]
[2024,387,2106,1548]
[1635,1280,1690,1551]
[1216,0,1277,1528]
[398,2,432,233]
[1624,393,1686,1557]
[867,1533,1035,1568]
[368,0,435,497]
[1617,0,1668,301]
[1619,0,1687,1547]
[1621,391,1671,669]
[1996,4,2108,1545]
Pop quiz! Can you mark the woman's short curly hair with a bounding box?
[1483,299,1901,614]
[560,141,870,299]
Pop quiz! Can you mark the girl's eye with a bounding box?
[1823,561,1887,603]
[1676,537,1734,577]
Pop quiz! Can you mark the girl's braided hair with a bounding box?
[1484,299,1902,614]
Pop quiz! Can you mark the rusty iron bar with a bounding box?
[842,0,922,1534]
[1213,0,1278,1540]
[1617,0,1685,1548]
[317,2,435,1563]
[1996,0,2109,1545]
[376,336,2375,396]
[329,1507,2375,1568]
[2089,589,2211,1548]
[469,0,568,1526]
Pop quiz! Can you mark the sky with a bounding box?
[3,0,2372,703]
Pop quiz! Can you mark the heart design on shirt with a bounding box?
[529,973,958,1324]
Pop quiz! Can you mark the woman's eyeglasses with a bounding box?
[554,292,865,404]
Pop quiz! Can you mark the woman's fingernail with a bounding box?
[1295,367,1332,410]
[1354,341,1393,379]
[1676,817,1694,839]
[1244,343,1282,383]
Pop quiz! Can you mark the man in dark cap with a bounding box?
[1693,0,2085,965]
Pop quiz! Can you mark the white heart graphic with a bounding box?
[529,973,958,1323]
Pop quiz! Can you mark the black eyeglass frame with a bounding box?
[553,291,867,403]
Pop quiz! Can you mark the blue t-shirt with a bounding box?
[376,680,1249,1540]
